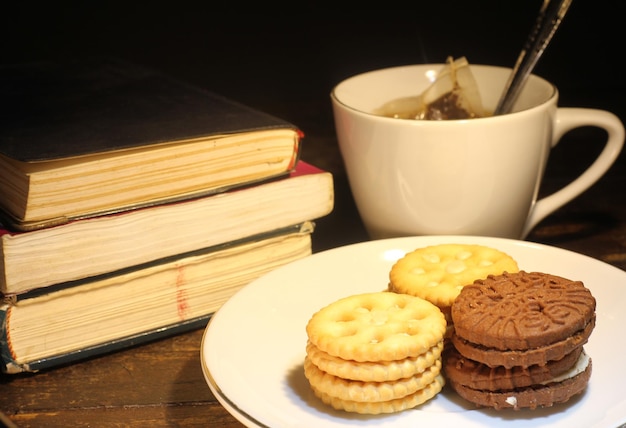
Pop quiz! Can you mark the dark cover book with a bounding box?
[0,56,295,161]
[0,57,301,228]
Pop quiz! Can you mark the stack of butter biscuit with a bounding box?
[388,244,519,338]
[304,291,447,414]
[445,271,596,410]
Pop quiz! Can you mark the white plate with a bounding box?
[200,235,626,427]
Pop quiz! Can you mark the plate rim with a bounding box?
[201,235,626,428]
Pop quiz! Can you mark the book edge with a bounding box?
[0,161,330,294]
[0,221,315,373]
[1,168,294,232]
[9,221,315,300]
[1,141,302,231]
[1,315,212,374]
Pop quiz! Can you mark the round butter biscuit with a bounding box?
[389,244,519,308]
[310,374,445,414]
[306,292,446,362]
[304,357,441,402]
[306,340,443,382]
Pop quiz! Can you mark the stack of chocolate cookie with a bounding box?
[444,271,596,410]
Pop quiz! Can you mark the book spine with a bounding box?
[1,312,212,374]
[0,305,21,373]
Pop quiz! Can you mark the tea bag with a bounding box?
[376,57,485,120]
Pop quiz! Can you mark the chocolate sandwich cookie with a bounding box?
[446,271,596,410]
[444,346,584,391]
[451,271,596,368]
[450,319,594,369]
[448,355,592,410]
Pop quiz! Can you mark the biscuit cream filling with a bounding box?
[541,349,590,385]
[505,396,517,406]
[504,350,590,407]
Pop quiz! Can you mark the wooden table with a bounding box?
[2,3,625,427]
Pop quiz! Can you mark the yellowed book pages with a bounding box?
[1,222,313,373]
[1,161,333,294]
[0,128,299,226]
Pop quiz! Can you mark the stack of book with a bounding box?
[0,58,334,373]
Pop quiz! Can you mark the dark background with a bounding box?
[3,0,624,250]
[0,0,624,110]
[3,1,620,111]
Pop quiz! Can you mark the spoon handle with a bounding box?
[494,0,573,115]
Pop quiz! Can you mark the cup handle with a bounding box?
[522,108,625,238]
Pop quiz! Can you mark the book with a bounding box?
[0,57,301,230]
[0,161,333,296]
[0,221,314,373]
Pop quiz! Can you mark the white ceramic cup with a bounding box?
[331,64,625,240]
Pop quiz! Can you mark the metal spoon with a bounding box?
[494,0,573,115]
